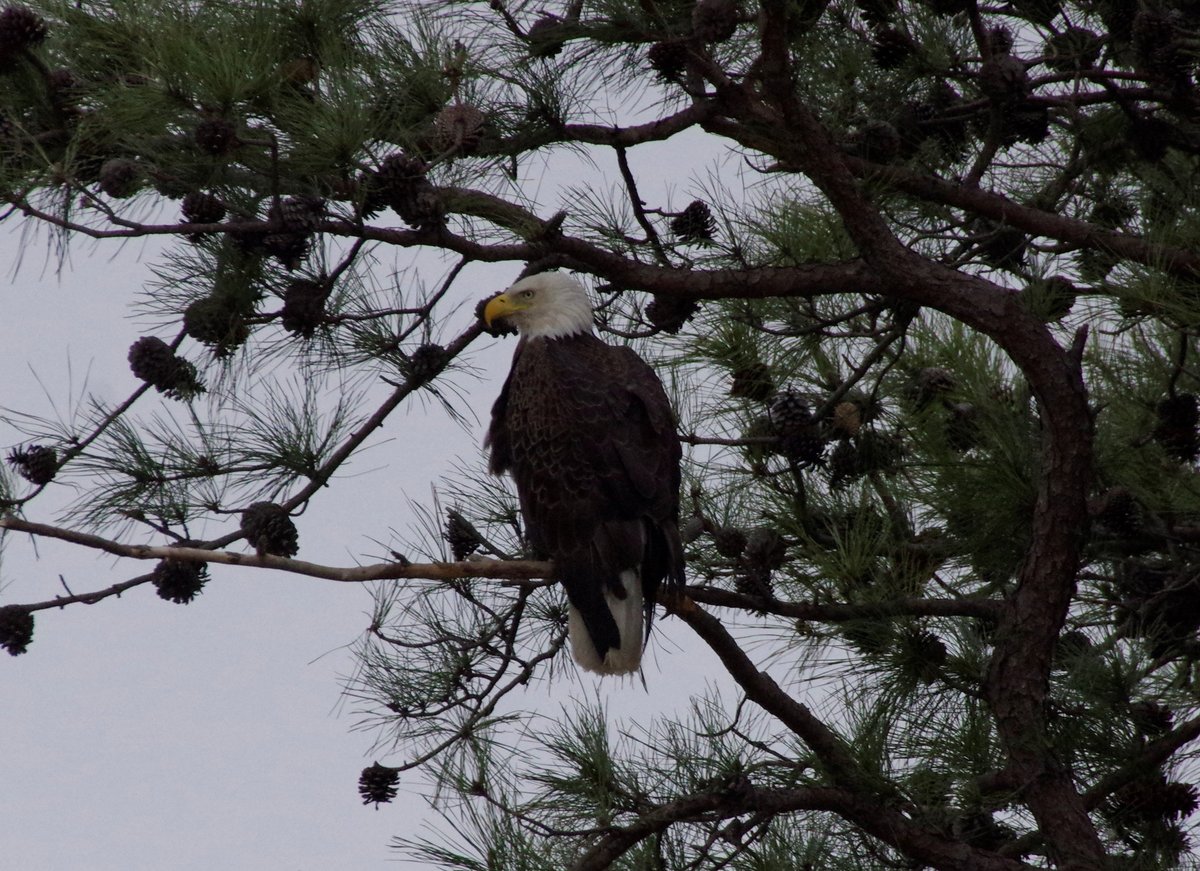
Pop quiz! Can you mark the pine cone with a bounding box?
[445,509,485,561]
[829,439,861,488]
[369,154,443,228]
[871,28,918,69]
[1110,776,1199,826]
[1044,27,1101,72]
[979,54,1029,106]
[847,119,901,162]
[670,200,716,243]
[1127,116,1173,163]
[46,67,80,106]
[711,526,748,558]
[945,402,980,452]
[280,278,329,337]
[358,762,399,806]
[1153,393,1199,462]
[400,188,445,230]
[407,343,447,383]
[895,98,933,154]
[647,40,689,83]
[0,604,34,655]
[855,0,897,26]
[907,366,957,409]
[371,153,443,227]
[0,5,47,51]
[7,444,57,485]
[741,414,774,475]
[779,428,825,464]
[194,117,238,155]
[262,231,311,271]
[954,811,1016,851]
[98,158,140,198]
[744,527,786,570]
[1130,700,1174,738]
[434,103,486,155]
[526,14,566,58]
[987,25,1013,54]
[973,219,1027,269]
[128,336,204,399]
[926,82,969,154]
[925,0,970,14]
[829,400,864,437]
[181,191,227,225]
[240,502,299,557]
[645,294,698,333]
[127,334,175,378]
[375,152,428,200]
[261,196,323,269]
[151,558,209,604]
[769,389,813,433]
[183,295,250,354]
[729,362,774,403]
[223,216,269,257]
[901,626,947,683]
[735,564,774,599]
[269,195,325,232]
[692,0,739,43]
[1022,275,1076,322]
[1053,628,1092,664]
[855,429,903,473]
[1000,104,1049,146]
[1132,11,1188,81]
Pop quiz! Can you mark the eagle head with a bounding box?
[483,272,594,339]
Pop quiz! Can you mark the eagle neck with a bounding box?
[521,324,594,344]
[521,320,594,341]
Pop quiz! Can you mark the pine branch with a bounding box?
[571,785,855,871]
[573,781,1032,871]
[0,515,553,612]
[684,584,1000,622]
[840,156,1200,279]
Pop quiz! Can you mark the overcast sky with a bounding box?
[0,131,743,869]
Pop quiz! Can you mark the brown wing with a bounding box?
[487,333,684,659]
[484,342,521,477]
[501,335,678,552]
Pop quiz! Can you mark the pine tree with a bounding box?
[2,0,1200,867]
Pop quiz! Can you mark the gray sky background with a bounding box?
[0,133,743,869]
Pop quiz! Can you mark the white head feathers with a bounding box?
[488,272,595,339]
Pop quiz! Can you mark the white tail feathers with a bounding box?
[568,569,644,675]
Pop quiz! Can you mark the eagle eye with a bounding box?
[519,289,535,299]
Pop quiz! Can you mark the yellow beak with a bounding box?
[483,292,523,327]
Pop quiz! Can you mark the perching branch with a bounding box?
[0,515,553,611]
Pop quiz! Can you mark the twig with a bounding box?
[614,145,669,265]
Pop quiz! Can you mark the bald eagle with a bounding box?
[483,273,685,675]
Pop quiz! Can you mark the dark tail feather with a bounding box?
[641,517,686,641]
[562,572,622,659]
[559,558,623,665]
